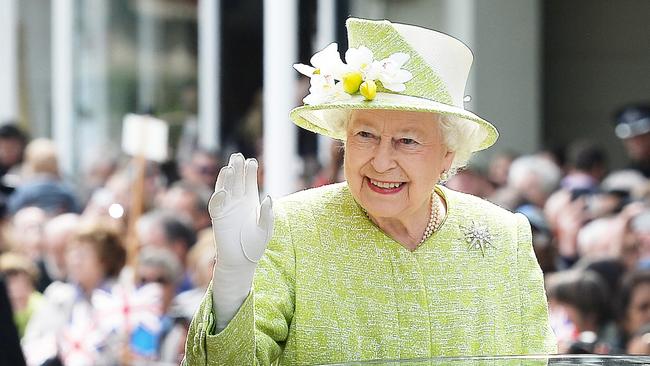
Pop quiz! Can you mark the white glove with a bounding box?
[209,153,273,331]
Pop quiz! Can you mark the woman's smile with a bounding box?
[366,177,406,194]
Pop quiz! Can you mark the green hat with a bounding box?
[290,18,498,151]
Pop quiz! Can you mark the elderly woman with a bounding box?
[185,18,556,365]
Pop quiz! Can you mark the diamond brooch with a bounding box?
[460,220,495,256]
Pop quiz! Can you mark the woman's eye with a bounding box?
[358,131,374,139]
[398,138,417,145]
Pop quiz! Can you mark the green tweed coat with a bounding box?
[184,183,557,365]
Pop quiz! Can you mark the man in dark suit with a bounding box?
[0,275,26,366]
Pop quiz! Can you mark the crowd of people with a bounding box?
[0,103,649,364]
[442,103,650,354]
[0,123,218,365]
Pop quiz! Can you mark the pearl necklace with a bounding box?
[363,191,442,247]
[419,192,441,245]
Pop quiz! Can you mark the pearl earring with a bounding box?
[439,170,450,183]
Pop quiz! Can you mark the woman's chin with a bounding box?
[361,202,405,220]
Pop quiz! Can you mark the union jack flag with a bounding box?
[92,283,164,335]
[57,304,105,366]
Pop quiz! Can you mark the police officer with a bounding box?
[613,103,650,177]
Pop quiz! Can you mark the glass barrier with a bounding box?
[316,355,650,366]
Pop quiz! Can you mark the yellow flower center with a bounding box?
[342,72,363,94]
[360,80,377,101]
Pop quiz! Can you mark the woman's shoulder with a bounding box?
[440,186,526,230]
[439,187,532,258]
[276,182,350,210]
[442,186,513,215]
[42,281,77,302]
[271,183,359,228]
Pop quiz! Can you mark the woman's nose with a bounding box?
[370,138,397,173]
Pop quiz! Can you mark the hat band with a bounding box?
[616,117,650,139]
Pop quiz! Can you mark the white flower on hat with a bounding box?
[376,53,412,92]
[294,43,351,105]
[303,73,351,105]
[294,42,413,104]
[344,46,378,78]
[294,43,346,79]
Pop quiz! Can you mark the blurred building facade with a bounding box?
[1,0,649,190]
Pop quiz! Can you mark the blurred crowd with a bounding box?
[0,122,218,365]
[444,103,650,355]
[0,103,649,365]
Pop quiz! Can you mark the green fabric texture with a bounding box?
[184,183,557,365]
[14,291,43,338]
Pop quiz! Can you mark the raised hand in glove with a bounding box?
[209,153,273,331]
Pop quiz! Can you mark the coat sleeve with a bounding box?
[515,213,558,354]
[183,204,296,366]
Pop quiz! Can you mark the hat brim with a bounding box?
[290,92,499,151]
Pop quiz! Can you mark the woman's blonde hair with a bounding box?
[70,220,126,278]
[24,138,59,177]
[0,252,40,285]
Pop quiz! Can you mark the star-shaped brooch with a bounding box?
[460,220,495,257]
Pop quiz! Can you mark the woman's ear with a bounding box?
[442,150,455,171]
